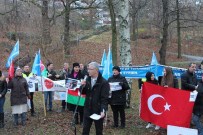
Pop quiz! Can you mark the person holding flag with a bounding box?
[143,71,160,130]
[108,66,130,128]
[181,63,202,134]
[67,62,84,125]
[0,70,7,128]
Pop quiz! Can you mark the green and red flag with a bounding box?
[66,88,86,106]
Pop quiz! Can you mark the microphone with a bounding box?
[79,75,88,91]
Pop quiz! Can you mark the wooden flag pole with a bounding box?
[41,76,47,117]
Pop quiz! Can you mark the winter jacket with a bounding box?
[0,76,7,98]
[194,81,203,115]
[108,74,130,105]
[9,76,30,106]
[181,70,197,91]
[82,73,110,115]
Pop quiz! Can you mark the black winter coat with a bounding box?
[9,76,30,106]
[82,73,110,115]
[108,74,130,105]
[0,77,7,98]
[181,70,197,91]
[194,82,203,115]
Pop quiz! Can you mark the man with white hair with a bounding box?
[81,62,110,135]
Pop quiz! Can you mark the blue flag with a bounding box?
[102,45,113,80]
[32,50,41,76]
[6,40,20,68]
[150,52,159,65]
[101,49,107,66]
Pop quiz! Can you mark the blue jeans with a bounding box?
[192,114,203,135]
[44,91,53,110]
[0,97,5,113]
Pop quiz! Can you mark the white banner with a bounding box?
[25,76,66,92]
[25,76,38,92]
[54,92,66,100]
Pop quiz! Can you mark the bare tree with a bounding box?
[107,0,117,65]
[118,0,132,66]
[159,0,169,65]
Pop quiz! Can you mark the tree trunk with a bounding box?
[108,0,117,65]
[118,0,132,66]
[131,0,136,41]
[176,0,181,58]
[159,0,169,65]
[41,0,51,59]
[63,0,71,57]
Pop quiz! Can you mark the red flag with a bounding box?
[140,82,195,128]
[8,61,15,80]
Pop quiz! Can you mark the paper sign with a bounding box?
[109,82,122,91]
[65,78,81,90]
[190,91,198,102]
[167,125,197,135]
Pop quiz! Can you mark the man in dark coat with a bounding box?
[81,62,110,135]
[181,63,203,134]
[108,66,130,128]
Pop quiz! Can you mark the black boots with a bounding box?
[0,113,4,128]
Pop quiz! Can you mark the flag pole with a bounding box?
[41,76,47,117]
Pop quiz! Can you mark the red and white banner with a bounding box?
[140,82,195,128]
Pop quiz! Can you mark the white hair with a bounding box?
[88,62,100,71]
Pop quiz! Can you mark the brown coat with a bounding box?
[9,76,30,106]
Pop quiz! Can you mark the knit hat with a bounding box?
[112,66,121,72]
[73,62,80,68]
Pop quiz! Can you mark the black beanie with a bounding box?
[73,62,80,68]
[113,66,121,72]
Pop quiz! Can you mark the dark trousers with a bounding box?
[111,105,125,127]
[30,92,35,114]
[82,113,104,135]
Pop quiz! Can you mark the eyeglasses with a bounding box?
[88,68,95,70]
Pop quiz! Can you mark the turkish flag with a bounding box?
[140,82,195,128]
[8,61,14,80]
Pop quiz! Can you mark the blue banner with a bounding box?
[99,65,202,79]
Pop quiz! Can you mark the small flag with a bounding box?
[102,45,113,80]
[150,52,158,65]
[6,40,19,68]
[8,61,15,80]
[101,49,106,66]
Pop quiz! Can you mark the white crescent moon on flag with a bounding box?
[147,94,164,115]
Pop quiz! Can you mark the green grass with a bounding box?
[0,80,167,135]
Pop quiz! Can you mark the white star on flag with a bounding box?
[164,102,171,111]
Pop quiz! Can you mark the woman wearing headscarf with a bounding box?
[0,70,7,128]
[143,71,160,130]
[9,67,30,127]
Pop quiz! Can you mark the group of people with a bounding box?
[0,61,203,135]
